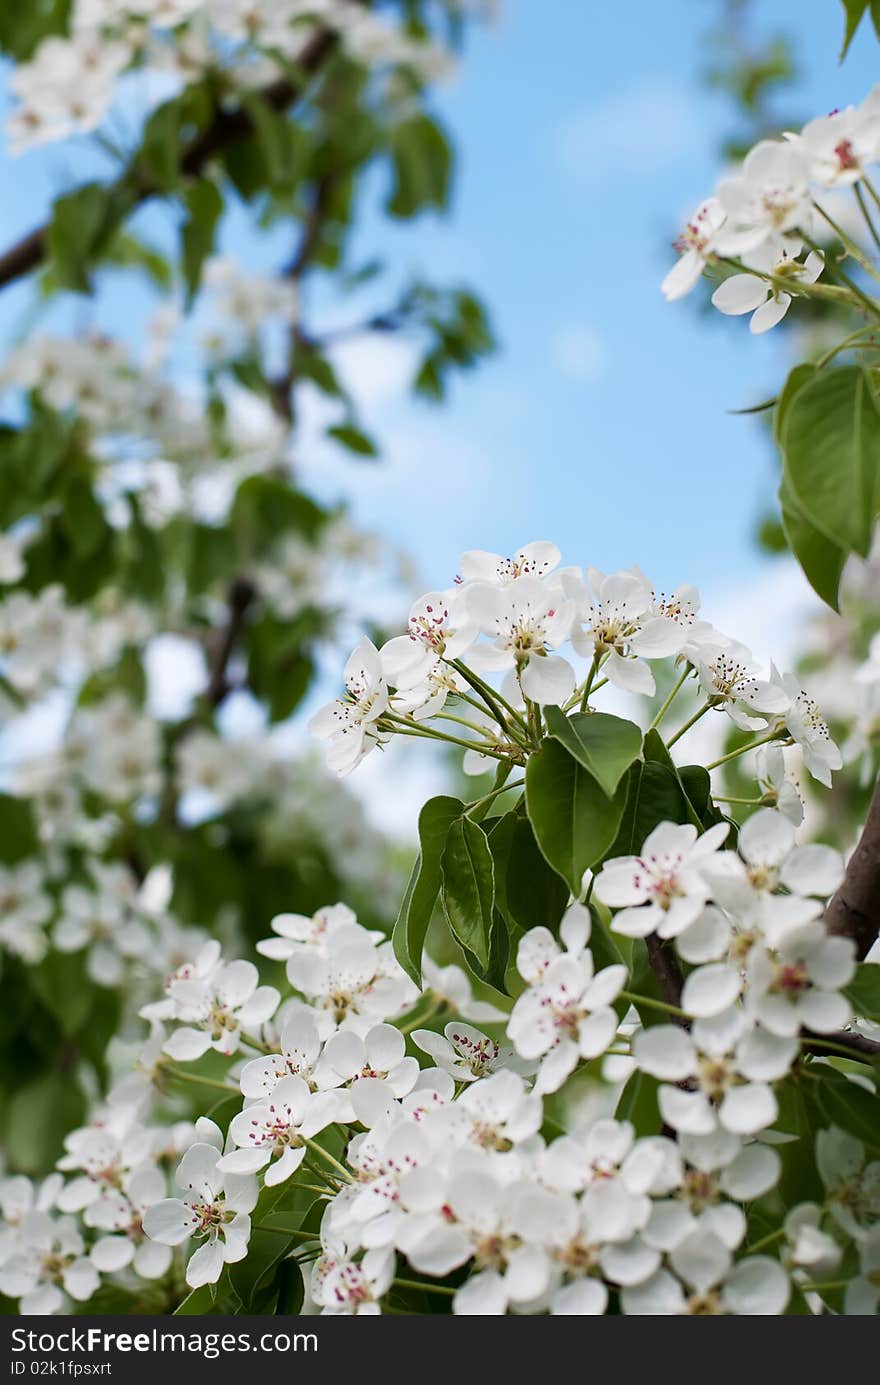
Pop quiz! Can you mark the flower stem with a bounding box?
[854,182,880,257]
[579,653,602,713]
[620,989,689,1020]
[465,778,525,818]
[301,1137,352,1184]
[815,323,878,369]
[391,1277,456,1296]
[163,1065,238,1095]
[746,1226,786,1254]
[650,666,691,730]
[666,699,713,748]
[449,659,528,732]
[706,731,788,771]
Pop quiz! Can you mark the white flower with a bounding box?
[0,1211,99,1314]
[782,674,842,787]
[744,922,855,1037]
[311,1233,394,1316]
[714,139,811,256]
[567,566,685,696]
[783,1203,842,1276]
[316,1023,419,1122]
[845,1226,880,1314]
[798,100,880,187]
[755,745,804,825]
[466,575,576,706]
[711,240,823,334]
[420,956,506,1023]
[433,1070,543,1153]
[218,1075,337,1186]
[662,198,726,300]
[256,902,368,962]
[55,866,152,986]
[381,588,477,690]
[87,1166,173,1282]
[594,821,729,939]
[159,957,280,1060]
[142,1128,258,1288]
[309,638,389,775]
[509,928,626,1094]
[695,642,789,730]
[238,1014,326,1098]
[634,1014,797,1137]
[621,1232,789,1314]
[457,541,562,588]
[412,1021,519,1082]
[816,1127,880,1240]
[0,860,52,963]
[285,930,417,1032]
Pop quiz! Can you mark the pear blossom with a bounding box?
[744,922,855,1037]
[594,821,729,939]
[798,101,880,187]
[217,1075,338,1185]
[466,576,576,706]
[845,1226,880,1314]
[816,1128,880,1240]
[711,240,824,334]
[509,930,627,1094]
[662,197,726,300]
[0,860,52,963]
[311,1234,395,1316]
[567,566,686,695]
[412,1021,519,1082]
[308,638,389,775]
[87,1166,173,1281]
[621,1232,789,1315]
[714,139,811,256]
[284,927,417,1032]
[157,957,280,1060]
[238,1013,326,1098]
[782,674,843,787]
[633,1014,797,1137]
[0,1211,100,1315]
[755,745,804,825]
[316,1023,420,1121]
[457,541,563,588]
[381,588,477,692]
[695,642,790,730]
[142,1128,258,1288]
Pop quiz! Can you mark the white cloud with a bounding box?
[551,323,606,381]
[556,81,699,178]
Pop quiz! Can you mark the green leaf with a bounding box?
[173,1285,216,1315]
[816,1072,880,1153]
[392,796,463,985]
[526,738,627,895]
[441,816,495,970]
[504,813,569,936]
[60,477,107,558]
[781,365,880,560]
[6,1071,87,1172]
[840,0,869,58]
[780,479,846,611]
[181,179,223,306]
[48,183,127,294]
[615,1069,662,1136]
[544,707,642,798]
[388,115,451,218]
[0,794,38,864]
[326,424,379,457]
[845,962,880,1022]
[140,100,184,192]
[608,760,691,858]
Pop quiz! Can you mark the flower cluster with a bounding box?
[662,85,880,330]
[310,540,841,786]
[7,0,451,154]
[0,876,876,1316]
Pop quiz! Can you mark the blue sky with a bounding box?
[0,1,876,602]
[1,2,877,830]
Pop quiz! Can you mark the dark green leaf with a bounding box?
[181,179,223,306]
[544,707,642,798]
[327,424,378,457]
[815,1071,880,1152]
[392,796,463,985]
[845,962,880,1022]
[526,738,627,895]
[441,816,495,970]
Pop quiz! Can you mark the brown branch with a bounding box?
[824,772,880,960]
[802,1029,880,1060]
[207,575,257,707]
[645,932,686,1014]
[270,175,339,420]
[0,26,340,293]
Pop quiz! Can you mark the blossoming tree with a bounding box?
[1,0,880,1321]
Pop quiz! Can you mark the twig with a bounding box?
[824,773,880,959]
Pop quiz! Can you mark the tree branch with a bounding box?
[802,1029,880,1060]
[207,575,257,707]
[645,932,686,1013]
[824,772,880,959]
[0,26,340,293]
